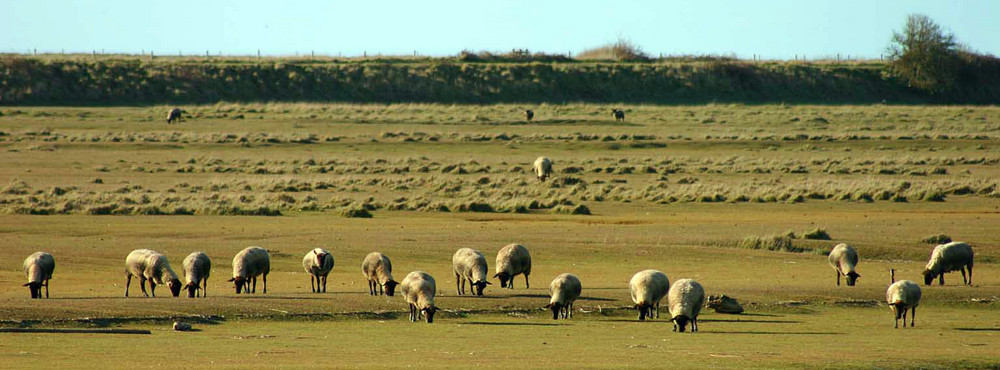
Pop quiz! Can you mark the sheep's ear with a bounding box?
[543,303,552,309]
[227,278,235,282]
[485,281,492,285]
[23,283,31,287]
[492,273,499,278]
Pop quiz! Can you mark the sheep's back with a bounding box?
[549,273,582,304]
[668,279,705,319]
[233,247,270,278]
[629,270,669,305]
[496,244,531,275]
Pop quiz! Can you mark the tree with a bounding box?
[887,14,961,94]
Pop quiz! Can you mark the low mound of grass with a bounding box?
[737,235,803,253]
[921,234,952,244]
[802,228,832,240]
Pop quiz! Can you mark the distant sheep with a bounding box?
[229,246,270,294]
[629,269,670,321]
[166,108,184,124]
[611,109,625,121]
[545,273,582,320]
[452,248,491,296]
[303,248,335,293]
[362,252,399,296]
[494,243,532,289]
[828,243,860,286]
[532,157,553,181]
[23,252,55,299]
[524,110,534,121]
[401,271,439,323]
[887,269,921,328]
[668,279,705,332]
[922,241,974,286]
[125,249,182,297]
[182,252,211,298]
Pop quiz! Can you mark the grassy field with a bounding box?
[1,103,999,368]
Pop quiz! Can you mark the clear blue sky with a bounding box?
[2,0,997,59]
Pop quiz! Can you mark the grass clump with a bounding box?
[802,228,832,240]
[738,235,803,253]
[550,204,592,215]
[339,205,373,218]
[920,234,952,244]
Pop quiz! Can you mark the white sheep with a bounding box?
[303,248,335,293]
[452,248,491,296]
[887,269,922,328]
[611,109,625,121]
[229,246,270,294]
[629,269,670,321]
[401,271,438,323]
[828,243,860,286]
[166,108,184,124]
[125,249,182,297]
[22,252,55,299]
[362,252,399,296]
[668,278,706,332]
[922,241,974,286]
[532,157,553,181]
[545,273,582,320]
[494,243,532,289]
[182,252,211,298]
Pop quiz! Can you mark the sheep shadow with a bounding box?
[700,319,803,324]
[462,321,563,327]
[698,331,840,335]
[954,328,1000,332]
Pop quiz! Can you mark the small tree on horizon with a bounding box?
[887,14,961,94]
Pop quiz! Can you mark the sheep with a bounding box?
[545,273,582,320]
[182,252,211,298]
[922,241,974,286]
[401,271,439,323]
[828,243,861,286]
[362,252,399,296]
[229,246,270,294]
[887,269,922,328]
[532,157,553,181]
[452,248,491,296]
[125,249,182,297]
[668,279,706,332]
[611,109,625,121]
[303,248,335,293]
[22,252,55,299]
[494,243,531,289]
[166,108,184,124]
[629,269,670,321]
[524,109,534,121]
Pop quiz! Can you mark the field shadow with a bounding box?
[462,321,563,327]
[700,331,839,335]
[954,328,1000,332]
[700,319,802,324]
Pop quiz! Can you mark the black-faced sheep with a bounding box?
[532,157,553,181]
[125,249,182,297]
[629,269,670,321]
[362,252,399,296]
[23,252,55,299]
[303,248,335,293]
[545,273,582,320]
[166,108,184,124]
[524,110,534,121]
[887,269,921,328]
[182,252,211,298]
[922,241,974,286]
[828,243,860,286]
[494,243,531,289]
[668,278,705,332]
[452,248,491,296]
[229,246,270,294]
[611,109,625,121]
[401,271,438,323]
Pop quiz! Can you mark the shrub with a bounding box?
[802,228,832,240]
[920,234,952,244]
[339,206,373,218]
[738,235,802,253]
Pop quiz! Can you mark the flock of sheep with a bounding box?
[19,155,978,330]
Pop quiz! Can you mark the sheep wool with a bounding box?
[886,280,922,328]
[629,269,670,321]
[401,271,438,323]
[828,244,860,286]
[182,252,211,298]
[230,246,270,294]
[494,243,532,289]
[923,241,974,286]
[23,252,55,299]
[125,249,182,297]
[532,157,553,181]
[302,248,334,293]
[546,273,582,320]
[668,279,706,333]
[452,248,490,296]
[362,252,399,296]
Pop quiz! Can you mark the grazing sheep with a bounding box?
[545,273,582,320]
[22,252,55,299]
[922,241,974,286]
[229,246,270,294]
[362,252,399,296]
[166,108,184,124]
[532,157,553,181]
[611,109,625,121]
[887,269,922,328]
[401,271,439,323]
[828,243,861,286]
[303,248,335,293]
[125,249,182,298]
[452,248,491,296]
[629,269,670,321]
[524,110,534,121]
[668,279,706,332]
[494,243,532,289]
[182,252,211,298]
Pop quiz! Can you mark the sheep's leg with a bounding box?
[693,318,698,332]
[902,309,908,329]
[322,275,327,293]
[263,274,267,294]
[251,277,257,294]
[45,279,50,298]
[139,277,149,297]
[655,302,660,319]
[836,273,840,286]
[968,264,973,285]
[961,268,968,285]
[203,278,208,298]
[310,275,316,293]
[149,280,157,297]
[455,273,461,295]
[911,307,916,327]
[939,274,945,285]
[125,275,132,297]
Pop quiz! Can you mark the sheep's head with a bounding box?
[422,306,438,323]
[922,269,937,285]
[634,303,651,321]
[846,272,860,286]
[229,277,247,294]
[545,302,563,320]
[168,279,183,297]
[494,272,512,288]
[23,282,42,299]
[314,251,329,268]
[673,315,691,332]
[384,280,399,296]
[184,282,200,298]
[472,280,491,296]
